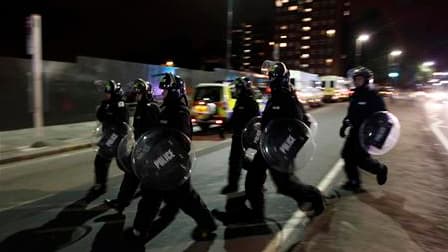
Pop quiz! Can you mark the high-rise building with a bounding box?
[273,0,350,75]
[231,23,272,72]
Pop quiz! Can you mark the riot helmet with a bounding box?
[233,76,253,98]
[133,78,153,100]
[268,62,290,91]
[159,73,186,101]
[348,66,373,87]
[104,80,123,100]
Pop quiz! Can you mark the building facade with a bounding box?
[273,0,350,75]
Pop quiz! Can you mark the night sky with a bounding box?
[0,0,447,72]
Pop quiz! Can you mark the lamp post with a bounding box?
[226,0,234,70]
[355,34,370,65]
[388,50,403,85]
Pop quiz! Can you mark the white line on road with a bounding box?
[0,193,56,213]
[263,159,344,252]
[430,121,448,152]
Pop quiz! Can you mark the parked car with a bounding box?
[297,87,324,107]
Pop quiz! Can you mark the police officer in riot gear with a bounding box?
[221,77,260,194]
[87,80,129,198]
[105,78,160,212]
[245,62,324,220]
[126,73,217,243]
[339,66,388,192]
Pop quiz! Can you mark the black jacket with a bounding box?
[133,97,160,139]
[345,86,387,131]
[229,94,260,135]
[96,98,129,134]
[159,96,192,140]
[261,89,307,127]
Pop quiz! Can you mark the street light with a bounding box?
[422,61,435,67]
[388,49,403,85]
[357,34,370,42]
[355,33,370,65]
[390,50,403,57]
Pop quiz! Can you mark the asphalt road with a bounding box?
[0,102,349,252]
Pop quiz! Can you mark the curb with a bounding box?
[0,139,232,165]
[0,143,94,165]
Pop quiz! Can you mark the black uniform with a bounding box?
[132,95,216,240]
[341,85,387,187]
[245,89,323,219]
[225,94,260,190]
[112,96,160,209]
[94,98,129,187]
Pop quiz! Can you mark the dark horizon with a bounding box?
[0,0,447,72]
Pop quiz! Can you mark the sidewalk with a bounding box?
[0,121,231,165]
[291,100,448,252]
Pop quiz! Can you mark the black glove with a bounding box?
[339,119,351,138]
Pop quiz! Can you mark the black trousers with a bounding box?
[116,172,140,205]
[94,154,113,185]
[133,180,216,233]
[227,134,244,187]
[245,152,321,219]
[341,132,384,185]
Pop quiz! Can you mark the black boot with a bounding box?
[220,184,239,195]
[85,184,106,200]
[376,164,388,185]
[340,181,365,193]
[104,199,128,213]
[191,223,217,241]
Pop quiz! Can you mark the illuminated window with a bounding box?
[302,26,311,31]
[305,0,313,2]
[302,17,312,22]
[301,64,310,68]
[301,45,310,49]
[325,58,334,64]
[275,0,283,7]
[243,56,251,59]
[288,5,298,11]
[269,41,275,46]
[244,49,251,53]
[344,10,350,16]
[302,36,311,40]
[280,42,288,47]
[326,29,336,37]
[301,54,310,58]
[244,30,252,34]
[245,24,252,28]
[280,25,288,30]
[282,0,289,3]
[280,35,288,39]
[304,8,312,12]
[244,37,252,41]
[243,62,250,66]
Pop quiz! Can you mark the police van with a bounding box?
[320,75,353,102]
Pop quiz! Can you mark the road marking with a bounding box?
[0,148,93,172]
[430,121,448,152]
[263,159,344,252]
[0,194,56,213]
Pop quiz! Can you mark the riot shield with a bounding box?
[259,118,316,173]
[241,116,262,161]
[306,113,318,138]
[359,111,400,155]
[131,127,192,191]
[96,123,130,159]
[116,125,135,173]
